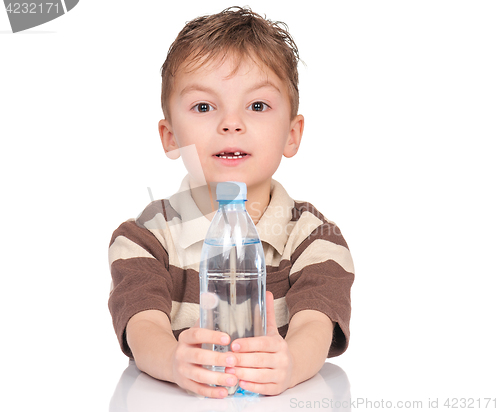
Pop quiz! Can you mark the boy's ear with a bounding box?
[283,114,304,158]
[158,119,181,159]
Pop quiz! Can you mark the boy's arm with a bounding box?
[229,292,333,395]
[126,309,240,398]
[285,308,334,387]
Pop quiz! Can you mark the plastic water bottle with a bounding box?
[199,181,267,395]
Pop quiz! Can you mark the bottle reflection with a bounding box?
[110,360,351,412]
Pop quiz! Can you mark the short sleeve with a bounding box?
[286,222,355,357]
[108,220,173,358]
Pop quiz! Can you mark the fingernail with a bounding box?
[232,342,241,351]
[219,389,226,398]
[226,376,236,386]
[221,335,230,345]
[226,356,235,366]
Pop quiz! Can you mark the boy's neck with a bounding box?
[190,179,272,225]
[245,180,273,224]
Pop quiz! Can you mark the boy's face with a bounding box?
[159,55,304,194]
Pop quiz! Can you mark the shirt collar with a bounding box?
[255,180,295,255]
[168,176,294,254]
[168,175,212,250]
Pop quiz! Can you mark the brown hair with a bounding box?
[160,6,300,120]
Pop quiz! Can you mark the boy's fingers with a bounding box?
[239,380,279,396]
[265,291,278,334]
[179,327,230,346]
[231,351,276,368]
[184,346,237,369]
[231,335,280,354]
[232,366,274,384]
[184,365,239,388]
[184,379,229,399]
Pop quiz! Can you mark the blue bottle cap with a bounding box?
[216,181,247,201]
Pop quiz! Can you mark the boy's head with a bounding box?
[158,7,304,206]
[160,6,300,122]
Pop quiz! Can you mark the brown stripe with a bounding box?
[109,220,169,268]
[109,257,174,358]
[293,200,328,223]
[173,327,187,341]
[169,267,201,304]
[277,324,289,340]
[291,222,349,266]
[291,200,349,252]
[167,257,294,304]
[287,259,354,357]
[331,323,347,357]
[289,260,354,302]
[266,260,292,299]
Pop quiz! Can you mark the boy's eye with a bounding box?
[248,101,270,112]
[193,103,214,113]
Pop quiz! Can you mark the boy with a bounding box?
[108,7,354,399]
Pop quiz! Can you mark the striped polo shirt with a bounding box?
[108,177,354,358]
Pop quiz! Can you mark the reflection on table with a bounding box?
[110,360,351,411]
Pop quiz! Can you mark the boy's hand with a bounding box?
[170,326,239,398]
[228,291,294,395]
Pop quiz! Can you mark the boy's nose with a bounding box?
[218,112,245,134]
[222,125,242,133]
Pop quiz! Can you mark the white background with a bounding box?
[1,1,499,410]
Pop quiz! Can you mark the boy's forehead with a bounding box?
[175,52,280,88]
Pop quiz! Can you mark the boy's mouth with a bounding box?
[215,151,248,159]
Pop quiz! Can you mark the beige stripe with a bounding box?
[141,213,172,255]
[173,240,204,271]
[290,239,354,275]
[282,211,323,259]
[142,210,169,231]
[274,296,289,328]
[143,214,206,271]
[171,301,200,330]
[108,235,156,267]
[170,297,289,331]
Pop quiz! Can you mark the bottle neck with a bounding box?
[218,200,247,210]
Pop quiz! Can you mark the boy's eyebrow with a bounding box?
[246,80,282,94]
[179,80,281,97]
[180,84,215,97]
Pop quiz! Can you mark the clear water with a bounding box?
[200,273,266,394]
[200,273,266,347]
[199,200,266,396]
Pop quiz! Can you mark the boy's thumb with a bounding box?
[265,291,278,333]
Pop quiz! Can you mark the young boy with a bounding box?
[108,7,354,399]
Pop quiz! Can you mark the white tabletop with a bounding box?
[109,361,351,412]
